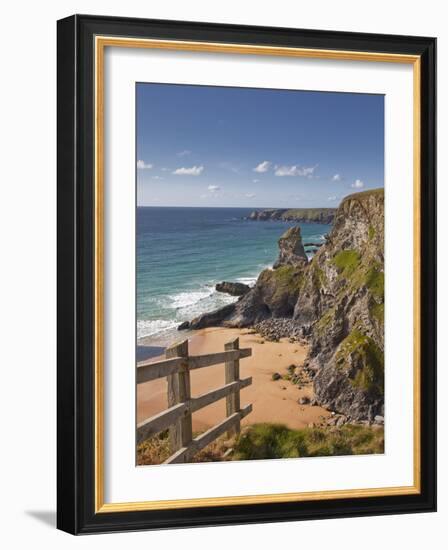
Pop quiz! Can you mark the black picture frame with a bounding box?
[57,14,436,535]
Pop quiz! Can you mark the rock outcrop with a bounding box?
[248,207,336,224]
[273,226,308,268]
[215,281,251,296]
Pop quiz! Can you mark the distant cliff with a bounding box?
[248,208,336,224]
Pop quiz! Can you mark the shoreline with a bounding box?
[137,326,331,433]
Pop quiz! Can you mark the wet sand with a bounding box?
[137,327,330,432]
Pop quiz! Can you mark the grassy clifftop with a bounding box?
[341,187,384,203]
[249,207,336,223]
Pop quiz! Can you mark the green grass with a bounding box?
[370,301,384,324]
[314,307,336,336]
[233,423,384,460]
[281,208,336,221]
[365,268,384,299]
[312,265,327,288]
[342,188,384,203]
[332,249,361,277]
[259,265,305,295]
[336,330,384,396]
[137,423,385,464]
[137,429,235,465]
[137,423,384,466]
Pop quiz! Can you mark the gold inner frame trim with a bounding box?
[94,35,421,513]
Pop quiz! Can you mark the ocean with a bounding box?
[137,207,331,347]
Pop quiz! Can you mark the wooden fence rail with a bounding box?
[137,337,253,464]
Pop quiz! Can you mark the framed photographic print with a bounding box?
[57,14,436,534]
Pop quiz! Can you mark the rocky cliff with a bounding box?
[248,207,336,224]
[185,189,384,421]
[294,188,384,421]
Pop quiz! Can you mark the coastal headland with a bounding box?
[247,207,336,224]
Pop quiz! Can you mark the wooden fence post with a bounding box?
[166,340,192,456]
[225,337,240,437]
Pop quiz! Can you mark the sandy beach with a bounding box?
[137,327,330,433]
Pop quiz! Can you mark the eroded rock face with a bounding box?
[273,226,308,269]
[295,189,385,420]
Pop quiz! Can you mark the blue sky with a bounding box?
[136,83,384,208]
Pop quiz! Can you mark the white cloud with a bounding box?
[245,193,256,198]
[207,185,221,192]
[327,195,337,201]
[351,179,364,189]
[173,165,204,176]
[332,174,341,181]
[152,175,163,180]
[137,160,153,170]
[275,164,317,177]
[253,161,271,173]
[252,179,259,183]
[177,150,191,157]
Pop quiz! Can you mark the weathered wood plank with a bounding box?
[136,377,252,445]
[167,340,192,452]
[225,338,241,436]
[188,348,251,370]
[136,348,251,383]
[136,357,185,384]
[164,404,252,464]
[136,402,187,445]
[193,404,251,453]
[190,377,252,413]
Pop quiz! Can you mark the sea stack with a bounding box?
[273,226,308,269]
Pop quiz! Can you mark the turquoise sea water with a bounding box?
[137,207,330,346]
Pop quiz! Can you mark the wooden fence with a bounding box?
[137,337,253,464]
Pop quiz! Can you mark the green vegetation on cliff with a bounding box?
[335,330,384,396]
[370,301,384,324]
[258,265,305,302]
[341,187,385,203]
[281,208,335,221]
[365,267,384,299]
[332,249,361,277]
